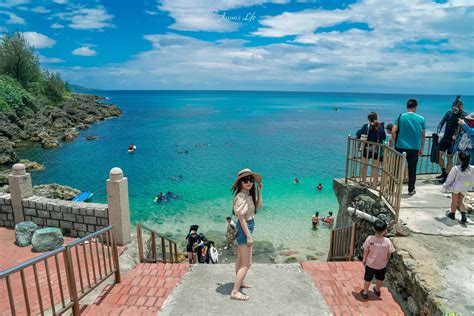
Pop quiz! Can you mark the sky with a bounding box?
[0,0,473,94]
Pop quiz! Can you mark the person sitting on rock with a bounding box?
[322,212,334,225]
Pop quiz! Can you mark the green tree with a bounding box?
[42,70,66,103]
[0,32,41,89]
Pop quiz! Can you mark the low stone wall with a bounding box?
[22,195,109,237]
[0,193,14,227]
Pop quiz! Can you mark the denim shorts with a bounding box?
[236,219,254,246]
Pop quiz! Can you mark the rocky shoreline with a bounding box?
[0,93,122,197]
[0,93,122,165]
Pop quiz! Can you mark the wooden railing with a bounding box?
[345,135,405,221]
[136,224,179,263]
[0,226,120,316]
[328,223,356,261]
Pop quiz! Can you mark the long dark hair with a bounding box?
[231,179,257,215]
[458,151,471,172]
[368,112,379,133]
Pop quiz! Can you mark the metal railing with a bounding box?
[0,226,120,316]
[417,135,442,175]
[328,223,356,261]
[136,224,179,263]
[345,135,405,221]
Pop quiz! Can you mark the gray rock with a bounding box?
[15,221,38,247]
[391,223,411,237]
[63,128,80,141]
[31,227,64,252]
[18,159,45,171]
[33,183,81,200]
[0,137,17,165]
[85,135,97,140]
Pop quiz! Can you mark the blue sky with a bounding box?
[0,0,473,94]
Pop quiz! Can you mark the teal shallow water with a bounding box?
[16,91,473,262]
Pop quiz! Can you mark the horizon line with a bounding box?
[77,88,473,98]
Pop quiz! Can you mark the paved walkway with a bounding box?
[160,263,331,316]
[302,262,405,315]
[398,176,474,236]
[82,263,190,315]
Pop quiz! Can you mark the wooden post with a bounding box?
[348,223,356,261]
[345,134,351,183]
[174,243,178,263]
[327,230,334,262]
[151,232,157,263]
[111,230,121,283]
[137,225,144,263]
[63,248,80,316]
[161,237,166,263]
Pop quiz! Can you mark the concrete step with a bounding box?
[159,263,332,316]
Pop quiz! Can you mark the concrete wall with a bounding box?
[21,196,109,238]
[2,163,132,245]
[0,193,14,228]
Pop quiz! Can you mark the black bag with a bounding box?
[430,133,440,164]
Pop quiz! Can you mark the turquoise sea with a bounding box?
[16,91,474,262]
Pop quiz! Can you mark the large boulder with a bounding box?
[31,228,64,252]
[0,137,17,165]
[63,128,80,141]
[15,221,38,247]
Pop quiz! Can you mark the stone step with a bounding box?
[159,263,332,316]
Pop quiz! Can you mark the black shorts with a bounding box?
[362,147,383,161]
[364,266,387,282]
[186,244,193,252]
[439,138,454,154]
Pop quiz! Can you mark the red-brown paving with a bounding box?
[0,227,125,316]
[82,263,190,315]
[301,261,405,316]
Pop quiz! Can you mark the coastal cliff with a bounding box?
[0,93,122,165]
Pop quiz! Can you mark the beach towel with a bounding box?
[430,133,440,164]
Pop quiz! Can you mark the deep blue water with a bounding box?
[15,91,473,261]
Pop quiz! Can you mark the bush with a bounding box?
[0,75,35,111]
[42,70,66,104]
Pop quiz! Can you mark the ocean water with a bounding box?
[15,91,474,262]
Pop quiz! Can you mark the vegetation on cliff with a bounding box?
[0,32,69,111]
[0,32,122,166]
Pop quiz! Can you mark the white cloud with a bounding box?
[72,46,97,56]
[54,6,114,30]
[22,31,56,48]
[52,0,67,4]
[31,6,51,13]
[157,0,289,32]
[145,10,158,15]
[39,55,64,63]
[51,23,64,29]
[0,11,25,24]
[0,0,29,8]
[54,31,473,94]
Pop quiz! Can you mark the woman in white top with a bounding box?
[230,168,263,301]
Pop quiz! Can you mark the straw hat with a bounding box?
[232,168,262,188]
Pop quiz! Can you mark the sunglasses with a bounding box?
[241,176,254,184]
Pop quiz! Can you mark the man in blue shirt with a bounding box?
[392,99,426,195]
